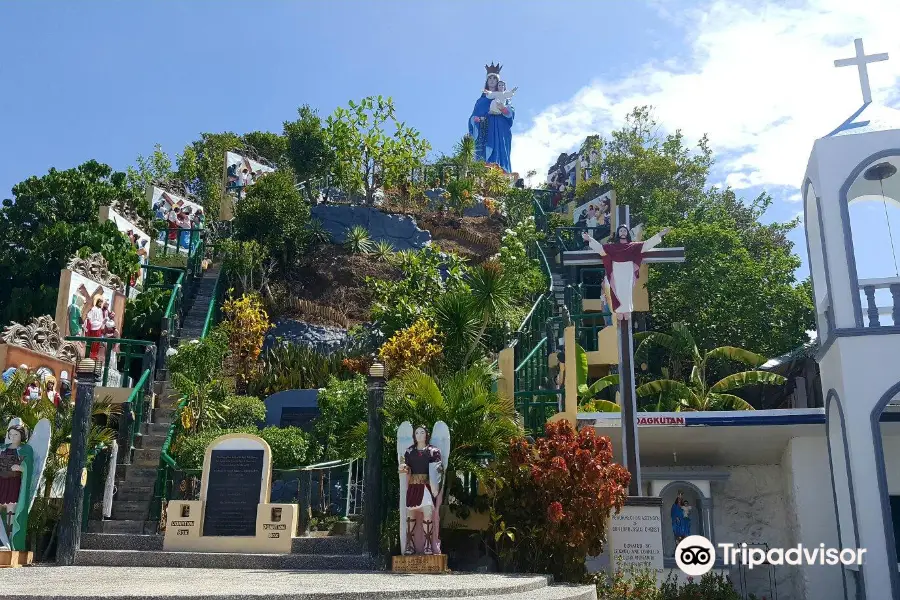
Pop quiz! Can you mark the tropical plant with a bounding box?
[168,326,231,433]
[432,292,481,372]
[497,218,547,305]
[479,163,511,197]
[324,96,431,204]
[220,239,274,297]
[343,225,375,255]
[313,375,367,460]
[378,318,443,376]
[635,323,785,411]
[368,245,470,337]
[371,240,394,262]
[233,169,311,271]
[487,420,630,582]
[462,261,514,366]
[122,286,170,344]
[445,178,476,215]
[382,364,519,502]
[283,105,335,200]
[306,218,332,247]
[220,395,266,429]
[246,343,351,398]
[453,135,476,179]
[221,293,270,390]
[259,426,319,468]
[499,188,535,227]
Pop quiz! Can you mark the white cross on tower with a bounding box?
[834,38,889,105]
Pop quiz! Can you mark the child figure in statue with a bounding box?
[398,425,443,555]
[0,421,30,537]
[486,81,517,115]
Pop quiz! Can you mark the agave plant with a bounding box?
[371,240,394,262]
[343,225,375,255]
[307,218,332,247]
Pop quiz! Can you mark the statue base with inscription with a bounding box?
[392,553,449,573]
[0,550,34,568]
[606,496,664,583]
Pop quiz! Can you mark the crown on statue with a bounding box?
[485,62,502,76]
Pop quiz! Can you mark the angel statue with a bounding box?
[397,421,450,556]
[0,417,51,551]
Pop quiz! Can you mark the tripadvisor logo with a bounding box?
[675,536,867,576]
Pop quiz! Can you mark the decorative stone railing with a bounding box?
[859,277,900,327]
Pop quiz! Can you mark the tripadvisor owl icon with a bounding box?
[675,535,716,576]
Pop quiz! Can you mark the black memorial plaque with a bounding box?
[202,449,264,536]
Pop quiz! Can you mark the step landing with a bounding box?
[3,568,597,600]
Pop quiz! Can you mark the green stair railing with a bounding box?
[149,267,224,526]
[513,338,559,434]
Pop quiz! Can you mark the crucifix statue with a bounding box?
[580,204,684,495]
[834,38,889,105]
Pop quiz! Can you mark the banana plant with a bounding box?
[574,343,620,412]
[633,322,784,411]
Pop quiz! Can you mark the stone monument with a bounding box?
[163,433,298,553]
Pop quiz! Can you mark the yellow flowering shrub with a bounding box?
[378,318,443,376]
[222,292,270,386]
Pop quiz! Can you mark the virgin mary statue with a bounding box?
[468,63,515,173]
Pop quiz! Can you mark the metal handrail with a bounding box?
[201,270,223,338]
[125,369,151,455]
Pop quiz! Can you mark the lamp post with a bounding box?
[364,360,386,559]
[57,357,101,565]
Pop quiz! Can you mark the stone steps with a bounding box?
[73,549,375,570]
[80,533,363,555]
[86,519,158,534]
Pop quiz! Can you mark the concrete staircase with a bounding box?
[87,265,221,535]
[76,532,374,570]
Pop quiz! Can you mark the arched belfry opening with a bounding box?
[846,156,900,327]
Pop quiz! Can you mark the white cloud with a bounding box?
[512,0,900,192]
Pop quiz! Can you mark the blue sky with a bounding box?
[3,0,900,284]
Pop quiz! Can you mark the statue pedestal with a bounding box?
[0,550,33,568]
[606,496,664,583]
[392,553,449,573]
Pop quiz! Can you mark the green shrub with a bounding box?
[170,427,254,470]
[172,425,319,470]
[314,375,367,460]
[246,343,351,397]
[222,395,267,428]
[259,426,319,468]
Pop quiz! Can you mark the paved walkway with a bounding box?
[5,567,554,599]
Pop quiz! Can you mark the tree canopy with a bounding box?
[0,161,139,324]
[582,107,814,356]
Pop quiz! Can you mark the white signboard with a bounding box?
[608,504,665,582]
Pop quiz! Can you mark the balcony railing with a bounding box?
[859,277,900,327]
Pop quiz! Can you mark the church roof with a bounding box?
[825,102,900,138]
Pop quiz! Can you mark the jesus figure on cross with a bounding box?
[582,225,671,321]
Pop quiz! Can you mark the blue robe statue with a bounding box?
[468,94,515,173]
[671,500,691,539]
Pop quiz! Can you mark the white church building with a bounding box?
[577,39,900,600]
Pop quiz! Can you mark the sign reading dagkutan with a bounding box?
[588,415,686,427]
[637,416,685,426]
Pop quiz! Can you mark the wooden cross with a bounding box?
[563,204,685,496]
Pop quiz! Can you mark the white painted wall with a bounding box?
[782,436,844,600]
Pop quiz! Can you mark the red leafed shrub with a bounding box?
[487,419,630,582]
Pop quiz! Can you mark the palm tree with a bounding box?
[433,292,481,372]
[462,261,515,366]
[634,323,785,411]
[383,364,518,481]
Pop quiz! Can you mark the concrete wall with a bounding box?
[311,205,431,251]
[263,389,319,429]
[711,465,795,600]
[782,436,844,600]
